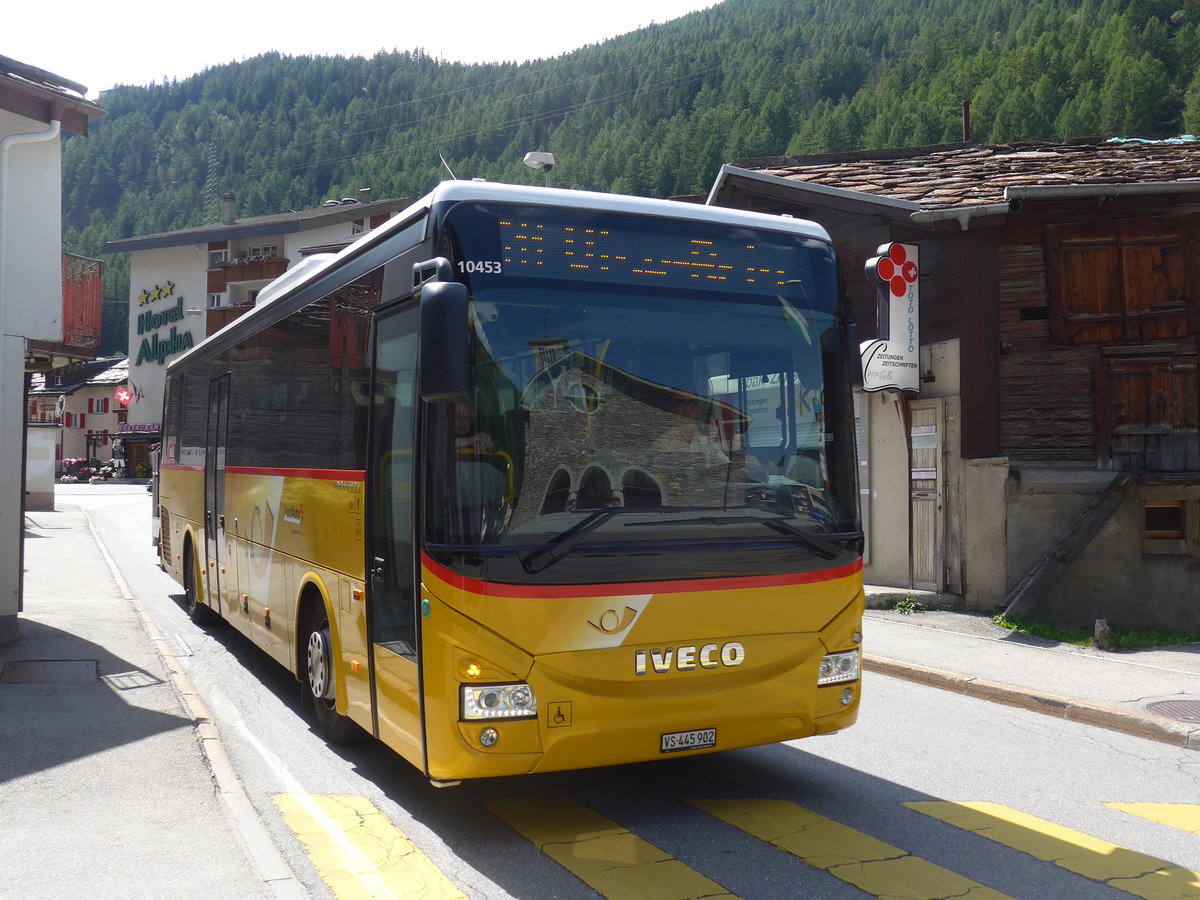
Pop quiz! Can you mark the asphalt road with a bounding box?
[73,484,1200,900]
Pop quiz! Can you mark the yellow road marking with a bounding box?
[487,797,736,900]
[908,801,1200,900]
[274,793,466,900]
[1108,804,1200,836]
[691,798,1011,900]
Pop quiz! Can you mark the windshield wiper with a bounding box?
[625,514,853,560]
[520,507,641,574]
[520,509,857,574]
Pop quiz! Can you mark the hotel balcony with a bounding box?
[208,256,288,292]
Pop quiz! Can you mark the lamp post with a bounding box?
[523,151,556,187]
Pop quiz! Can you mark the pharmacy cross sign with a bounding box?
[859,242,920,394]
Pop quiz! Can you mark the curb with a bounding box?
[863,654,1200,751]
[82,509,308,899]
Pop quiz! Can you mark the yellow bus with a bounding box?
[157,181,864,784]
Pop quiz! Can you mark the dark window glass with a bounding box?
[223,268,382,470]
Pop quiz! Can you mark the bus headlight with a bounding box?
[461,683,538,720]
[818,650,860,685]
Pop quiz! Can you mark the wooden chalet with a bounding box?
[709,137,1200,630]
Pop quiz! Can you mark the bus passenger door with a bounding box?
[204,374,230,616]
[365,304,423,767]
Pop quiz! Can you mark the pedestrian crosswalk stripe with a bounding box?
[690,799,1012,900]
[907,801,1200,900]
[274,793,466,900]
[1107,804,1200,836]
[487,797,737,900]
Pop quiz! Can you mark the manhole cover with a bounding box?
[1146,700,1200,724]
[0,660,97,683]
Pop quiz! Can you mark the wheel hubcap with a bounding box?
[307,627,334,701]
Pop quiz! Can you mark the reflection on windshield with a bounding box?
[428,286,857,552]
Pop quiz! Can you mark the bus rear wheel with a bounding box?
[304,607,358,744]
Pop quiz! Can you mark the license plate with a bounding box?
[660,727,716,753]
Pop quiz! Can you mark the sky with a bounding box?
[7,0,718,99]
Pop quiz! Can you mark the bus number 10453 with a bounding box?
[458,260,503,274]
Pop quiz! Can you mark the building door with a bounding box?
[203,374,230,614]
[909,398,944,591]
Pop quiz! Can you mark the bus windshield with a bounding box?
[426,201,859,583]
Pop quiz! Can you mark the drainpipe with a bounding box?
[0,117,61,637]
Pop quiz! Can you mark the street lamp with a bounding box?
[523,151,555,187]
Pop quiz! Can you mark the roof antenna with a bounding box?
[439,153,457,181]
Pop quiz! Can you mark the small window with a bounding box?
[209,249,229,267]
[207,293,223,308]
[1145,501,1184,539]
[1142,499,1192,556]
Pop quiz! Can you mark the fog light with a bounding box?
[840,687,854,706]
[818,649,860,685]
[479,727,499,747]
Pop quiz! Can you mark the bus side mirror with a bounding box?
[419,281,469,402]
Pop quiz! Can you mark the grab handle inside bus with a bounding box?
[419,280,470,402]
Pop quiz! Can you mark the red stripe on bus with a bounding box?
[159,463,204,472]
[422,552,862,599]
[223,466,365,481]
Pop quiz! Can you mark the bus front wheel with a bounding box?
[303,607,358,744]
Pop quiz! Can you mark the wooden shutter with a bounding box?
[1098,354,1200,471]
[1047,222,1123,344]
[1119,218,1188,340]
[1049,218,1193,345]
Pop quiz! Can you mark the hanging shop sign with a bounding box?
[860,242,920,393]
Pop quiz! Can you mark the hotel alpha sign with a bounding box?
[134,280,195,366]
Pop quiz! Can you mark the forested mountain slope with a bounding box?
[67,0,1200,352]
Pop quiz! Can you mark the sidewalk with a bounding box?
[862,593,1200,750]
[0,504,299,900]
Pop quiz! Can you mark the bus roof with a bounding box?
[424,180,831,240]
[166,180,831,374]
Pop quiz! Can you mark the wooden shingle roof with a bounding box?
[727,138,1200,211]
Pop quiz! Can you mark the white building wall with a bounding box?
[1,107,66,641]
[0,108,63,341]
[59,384,123,461]
[24,426,57,511]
